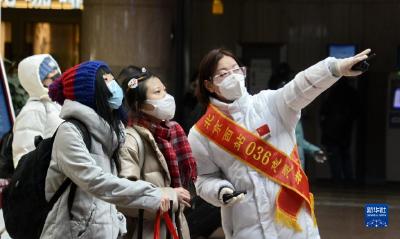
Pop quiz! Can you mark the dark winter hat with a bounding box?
[39,56,59,81]
[48,61,110,108]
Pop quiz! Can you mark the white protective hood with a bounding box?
[18,54,60,99]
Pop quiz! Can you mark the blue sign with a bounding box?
[0,59,14,138]
[394,88,400,109]
[329,44,356,59]
[365,204,389,228]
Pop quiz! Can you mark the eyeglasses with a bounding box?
[212,66,246,83]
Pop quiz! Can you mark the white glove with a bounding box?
[218,187,245,207]
[334,49,371,77]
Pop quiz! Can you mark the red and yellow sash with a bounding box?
[195,104,317,231]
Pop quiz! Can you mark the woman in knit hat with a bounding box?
[41,61,171,239]
[117,66,197,239]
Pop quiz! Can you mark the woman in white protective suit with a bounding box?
[188,48,371,239]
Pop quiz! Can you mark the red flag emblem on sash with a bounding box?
[256,124,270,137]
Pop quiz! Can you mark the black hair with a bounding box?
[118,65,156,116]
[197,48,242,105]
[95,66,121,172]
[268,62,293,90]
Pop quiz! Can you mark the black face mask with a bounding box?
[49,72,61,81]
[43,73,61,88]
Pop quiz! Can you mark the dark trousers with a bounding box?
[184,196,221,238]
[325,144,354,182]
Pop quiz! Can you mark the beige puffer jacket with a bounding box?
[119,125,190,239]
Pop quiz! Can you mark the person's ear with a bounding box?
[204,80,216,93]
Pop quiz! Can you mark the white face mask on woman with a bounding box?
[215,73,247,101]
[142,93,176,121]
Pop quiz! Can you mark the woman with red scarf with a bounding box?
[117,66,197,239]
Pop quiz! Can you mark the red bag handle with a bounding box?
[153,210,179,239]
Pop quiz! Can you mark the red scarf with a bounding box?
[128,115,197,188]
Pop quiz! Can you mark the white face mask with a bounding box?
[142,93,176,121]
[215,73,247,101]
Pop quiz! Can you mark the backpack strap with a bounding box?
[66,119,92,151]
[48,177,72,206]
[47,119,92,219]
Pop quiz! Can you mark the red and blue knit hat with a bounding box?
[49,61,110,108]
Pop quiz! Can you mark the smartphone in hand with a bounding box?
[351,53,376,72]
[222,190,247,203]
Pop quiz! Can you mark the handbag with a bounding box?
[153,210,179,239]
